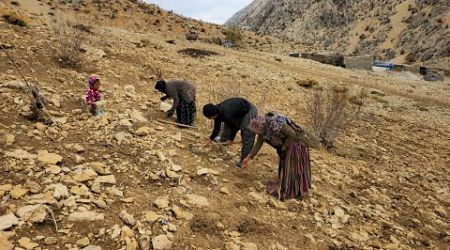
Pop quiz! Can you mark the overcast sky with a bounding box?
[144,0,253,24]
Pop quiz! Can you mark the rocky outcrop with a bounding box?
[226,0,450,62]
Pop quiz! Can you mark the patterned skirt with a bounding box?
[176,99,196,126]
[268,142,312,200]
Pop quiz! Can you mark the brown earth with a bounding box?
[0,0,449,250]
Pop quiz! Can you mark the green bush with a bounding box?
[224,27,243,46]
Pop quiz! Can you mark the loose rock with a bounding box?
[68,212,105,222]
[152,235,172,250]
[120,210,136,226]
[0,213,19,231]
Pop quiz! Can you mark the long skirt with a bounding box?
[176,99,196,126]
[268,142,312,200]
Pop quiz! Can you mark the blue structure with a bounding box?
[373,61,394,70]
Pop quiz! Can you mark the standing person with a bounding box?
[203,97,258,168]
[155,80,196,126]
[242,113,322,201]
[85,75,105,116]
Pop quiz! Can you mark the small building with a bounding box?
[344,55,374,70]
[301,52,345,67]
[289,52,300,57]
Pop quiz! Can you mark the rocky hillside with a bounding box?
[226,0,450,64]
[1,0,450,250]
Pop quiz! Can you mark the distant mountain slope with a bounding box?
[226,0,450,63]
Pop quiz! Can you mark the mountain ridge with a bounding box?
[226,0,450,64]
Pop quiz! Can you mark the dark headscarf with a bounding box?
[202,103,220,118]
[155,80,166,93]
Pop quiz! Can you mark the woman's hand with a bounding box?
[281,142,291,151]
[242,156,251,168]
[204,139,213,145]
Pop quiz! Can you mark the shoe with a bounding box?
[234,161,242,169]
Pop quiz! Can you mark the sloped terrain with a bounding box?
[226,0,450,65]
[1,0,450,250]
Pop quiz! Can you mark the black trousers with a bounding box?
[176,99,196,126]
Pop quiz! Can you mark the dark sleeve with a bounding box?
[165,85,179,112]
[229,127,239,141]
[280,124,296,147]
[248,136,264,159]
[210,119,221,140]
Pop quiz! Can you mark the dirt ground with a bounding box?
[0,1,449,250]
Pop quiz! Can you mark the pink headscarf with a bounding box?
[249,116,267,135]
[88,75,100,88]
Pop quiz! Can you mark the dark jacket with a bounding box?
[210,98,251,141]
[163,80,196,112]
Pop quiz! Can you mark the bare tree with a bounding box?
[307,86,362,148]
[53,16,86,69]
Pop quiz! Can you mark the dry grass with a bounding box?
[53,19,86,69]
[307,86,362,148]
[207,80,242,104]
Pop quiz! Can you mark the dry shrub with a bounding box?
[54,19,86,69]
[224,27,244,46]
[73,23,92,33]
[307,86,362,148]
[208,80,242,104]
[297,78,319,88]
[3,13,27,27]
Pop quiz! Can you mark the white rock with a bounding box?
[88,162,110,175]
[136,126,151,136]
[185,194,209,207]
[165,168,179,179]
[82,245,102,250]
[0,232,13,250]
[52,183,69,200]
[171,206,193,220]
[120,210,136,226]
[124,85,136,93]
[76,237,90,247]
[220,187,230,195]
[18,237,38,250]
[157,151,166,162]
[50,94,61,108]
[110,224,122,239]
[10,187,28,199]
[5,149,36,160]
[242,242,258,250]
[225,242,240,250]
[93,199,107,209]
[144,211,161,223]
[130,109,148,122]
[0,184,12,192]
[46,165,61,174]
[196,168,219,176]
[154,197,170,209]
[4,134,15,145]
[74,169,98,182]
[152,235,172,250]
[94,175,117,184]
[248,192,267,204]
[334,207,345,218]
[170,164,182,172]
[68,212,105,222]
[37,150,63,165]
[16,205,48,223]
[268,198,286,210]
[166,223,177,232]
[0,213,19,230]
